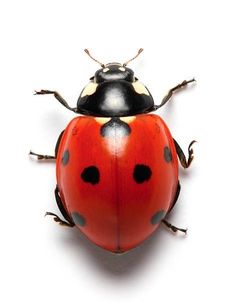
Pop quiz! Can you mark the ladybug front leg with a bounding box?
[34,90,77,113]
[155,79,196,110]
[173,139,196,169]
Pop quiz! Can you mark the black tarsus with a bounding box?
[45,212,74,227]
[45,186,75,227]
[34,90,77,113]
[29,151,56,160]
[162,220,187,234]
[174,139,196,168]
[154,78,196,110]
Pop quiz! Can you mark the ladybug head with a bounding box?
[76,49,155,117]
[94,63,134,83]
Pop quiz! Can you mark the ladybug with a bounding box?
[30,49,196,253]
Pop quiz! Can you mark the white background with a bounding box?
[1,0,234,306]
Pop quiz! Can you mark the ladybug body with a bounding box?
[57,114,178,252]
[32,49,195,253]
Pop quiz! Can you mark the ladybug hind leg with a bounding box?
[168,181,181,213]
[162,220,187,234]
[45,186,75,228]
[162,182,187,234]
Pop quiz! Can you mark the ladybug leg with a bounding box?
[162,182,187,234]
[34,90,77,113]
[168,181,181,213]
[162,220,187,234]
[173,139,196,168]
[45,212,74,227]
[45,186,75,227]
[29,151,55,160]
[29,130,64,161]
[155,78,196,110]
[54,130,64,157]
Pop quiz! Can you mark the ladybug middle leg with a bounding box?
[173,139,196,168]
[29,130,64,161]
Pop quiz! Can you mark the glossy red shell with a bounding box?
[56,114,178,252]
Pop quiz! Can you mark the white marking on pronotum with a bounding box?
[118,67,125,71]
[132,81,149,96]
[81,83,98,97]
[103,68,109,72]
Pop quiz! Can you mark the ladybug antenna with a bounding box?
[84,49,105,68]
[123,48,144,67]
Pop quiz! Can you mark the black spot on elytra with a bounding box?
[164,146,172,162]
[71,212,86,226]
[100,117,131,138]
[151,210,166,225]
[81,166,100,184]
[62,150,69,165]
[133,164,152,183]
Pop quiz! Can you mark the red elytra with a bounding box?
[56,114,178,252]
